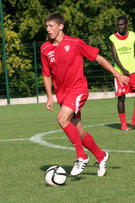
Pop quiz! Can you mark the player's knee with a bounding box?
[57,113,68,127]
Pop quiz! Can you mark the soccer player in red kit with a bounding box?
[41,12,129,176]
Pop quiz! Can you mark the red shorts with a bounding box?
[60,92,88,119]
[114,73,135,96]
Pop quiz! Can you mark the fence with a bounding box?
[0,40,114,105]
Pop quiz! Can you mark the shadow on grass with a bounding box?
[40,165,97,181]
[91,162,121,171]
[105,122,135,130]
[40,165,88,182]
[40,162,122,172]
[104,123,121,130]
[40,163,121,181]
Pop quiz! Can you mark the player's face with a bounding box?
[46,20,63,40]
[117,19,128,35]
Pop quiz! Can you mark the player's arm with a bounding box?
[111,42,129,76]
[96,55,129,85]
[43,75,54,112]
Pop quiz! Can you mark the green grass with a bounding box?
[0,97,135,203]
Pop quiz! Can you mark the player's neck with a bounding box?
[53,32,64,46]
[117,31,128,36]
[115,31,128,40]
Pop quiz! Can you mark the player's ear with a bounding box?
[59,24,64,31]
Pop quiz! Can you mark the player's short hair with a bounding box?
[117,16,128,24]
[45,12,65,25]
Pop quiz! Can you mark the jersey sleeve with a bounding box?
[78,39,99,61]
[41,50,51,77]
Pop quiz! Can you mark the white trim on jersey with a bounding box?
[75,94,83,114]
[41,45,51,53]
[114,77,118,93]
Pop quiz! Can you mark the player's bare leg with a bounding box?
[118,95,129,131]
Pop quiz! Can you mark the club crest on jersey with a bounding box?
[64,45,70,52]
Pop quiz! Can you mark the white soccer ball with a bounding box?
[45,166,67,186]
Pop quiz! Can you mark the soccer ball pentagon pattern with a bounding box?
[45,166,67,186]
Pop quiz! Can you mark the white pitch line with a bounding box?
[29,122,135,153]
[0,121,135,153]
[0,138,29,142]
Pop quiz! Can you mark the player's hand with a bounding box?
[46,98,54,112]
[119,75,129,86]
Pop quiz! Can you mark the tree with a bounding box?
[0,15,32,76]
[1,0,135,97]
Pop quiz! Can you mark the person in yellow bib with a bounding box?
[109,16,135,131]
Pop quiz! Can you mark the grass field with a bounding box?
[0,97,135,203]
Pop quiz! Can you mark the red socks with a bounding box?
[63,123,105,162]
[82,132,104,163]
[119,113,127,124]
[119,108,135,124]
[63,122,87,160]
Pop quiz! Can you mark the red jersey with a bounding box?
[41,35,99,104]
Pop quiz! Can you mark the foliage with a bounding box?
[0,0,135,97]
[0,15,32,77]
[9,68,35,97]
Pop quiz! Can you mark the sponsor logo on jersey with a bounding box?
[118,47,131,55]
[47,51,55,58]
[64,45,70,52]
